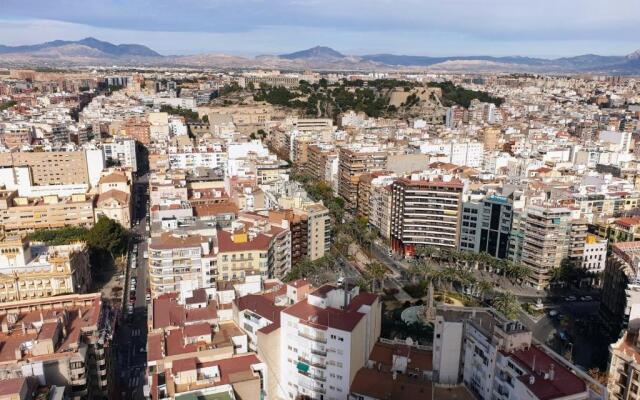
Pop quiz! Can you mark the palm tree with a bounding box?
[366,262,388,292]
[492,291,521,320]
[475,279,493,302]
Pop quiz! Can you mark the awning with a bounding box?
[297,362,309,373]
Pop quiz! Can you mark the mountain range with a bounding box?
[0,39,639,74]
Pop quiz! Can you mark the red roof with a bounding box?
[510,345,587,400]
[183,323,211,338]
[615,217,640,228]
[216,229,271,253]
[0,377,26,396]
[235,294,285,333]
[284,300,364,332]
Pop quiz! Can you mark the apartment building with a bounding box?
[0,124,34,149]
[216,221,289,281]
[167,145,227,172]
[0,235,91,302]
[433,306,602,400]
[100,137,137,172]
[306,144,338,189]
[459,194,513,259]
[520,205,573,289]
[0,191,95,233]
[367,179,394,241]
[303,203,331,261]
[608,329,640,400]
[270,209,308,266]
[0,293,115,399]
[146,293,265,400]
[600,217,640,244]
[121,117,151,145]
[338,147,387,211]
[279,284,381,400]
[390,178,464,257]
[581,234,607,273]
[0,149,104,187]
[419,141,484,169]
[148,233,215,297]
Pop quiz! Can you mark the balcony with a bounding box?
[298,330,327,344]
[298,378,326,394]
[299,355,326,369]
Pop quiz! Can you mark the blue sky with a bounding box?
[1,0,639,57]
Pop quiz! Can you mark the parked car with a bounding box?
[565,296,577,302]
[580,295,593,301]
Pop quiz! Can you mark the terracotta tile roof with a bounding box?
[98,172,128,185]
[614,217,640,228]
[172,357,197,374]
[235,294,285,330]
[350,368,432,400]
[97,189,129,205]
[0,377,26,396]
[284,298,367,332]
[192,202,238,217]
[216,229,271,253]
[369,341,433,372]
[288,278,310,289]
[183,323,211,338]
[147,333,164,362]
[149,232,207,250]
[510,345,587,400]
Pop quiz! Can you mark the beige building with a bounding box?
[390,178,464,256]
[609,329,640,400]
[338,147,387,212]
[0,150,102,187]
[303,203,331,261]
[305,144,338,185]
[94,171,132,228]
[0,191,95,233]
[0,235,91,302]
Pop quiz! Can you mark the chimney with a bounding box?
[529,376,535,385]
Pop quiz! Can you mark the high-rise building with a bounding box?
[338,146,387,211]
[520,205,573,289]
[390,178,464,257]
[0,149,104,187]
[459,194,513,259]
[278,284,381,400]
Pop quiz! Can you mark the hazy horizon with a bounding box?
[1,0,639,58]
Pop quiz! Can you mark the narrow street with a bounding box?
[114,172,150,399]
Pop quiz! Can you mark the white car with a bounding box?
[565,296,577,302]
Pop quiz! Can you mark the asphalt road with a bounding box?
[114,172,150,399]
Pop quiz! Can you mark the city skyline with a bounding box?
[1,0,640,57]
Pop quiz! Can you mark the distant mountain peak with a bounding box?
[279,46,345,60]
[0,37,161,57]
[627,49,640,60]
